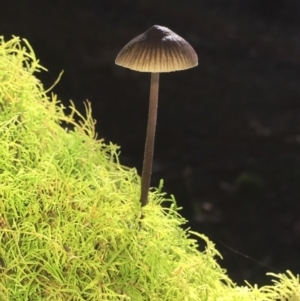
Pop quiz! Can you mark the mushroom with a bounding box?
[115,25,198,207]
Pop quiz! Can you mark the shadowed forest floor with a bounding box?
[1,0,300,285]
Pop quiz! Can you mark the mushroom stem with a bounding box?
[140,72,160,207]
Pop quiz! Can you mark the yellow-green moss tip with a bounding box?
[0,36,298,301]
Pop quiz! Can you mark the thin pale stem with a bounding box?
[140,72,160,207]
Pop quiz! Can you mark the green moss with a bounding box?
[0,36,298,301]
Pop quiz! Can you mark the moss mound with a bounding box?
[0,36,299,301]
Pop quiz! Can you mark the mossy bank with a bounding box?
[0,37,298,301]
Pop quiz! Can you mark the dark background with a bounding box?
[1,0,300,286]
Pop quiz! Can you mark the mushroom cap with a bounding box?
[115,25,198,73]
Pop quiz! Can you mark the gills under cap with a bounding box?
[115,25,198,73]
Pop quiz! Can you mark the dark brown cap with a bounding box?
[115,25,198,73]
